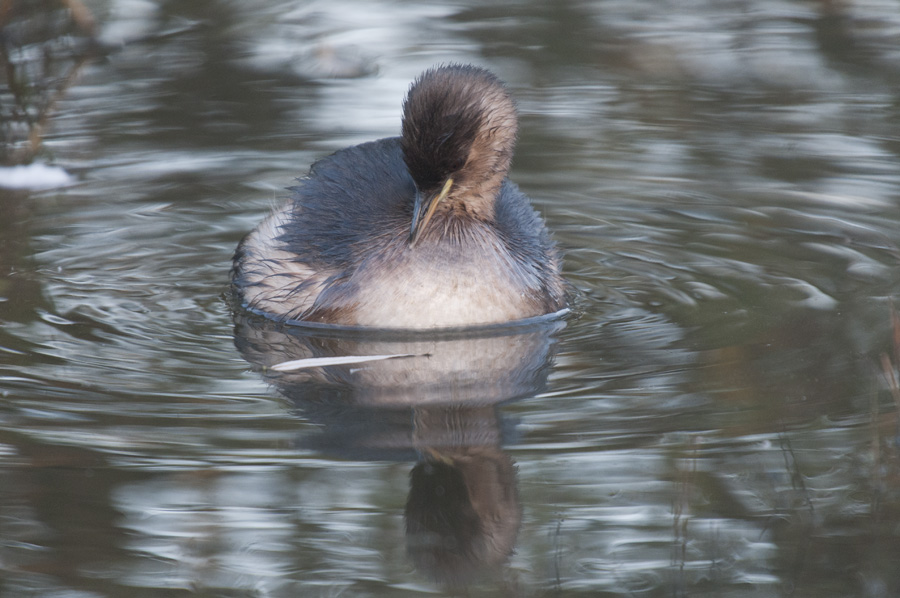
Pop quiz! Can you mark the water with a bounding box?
[2,0,900,596]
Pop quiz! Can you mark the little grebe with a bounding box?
[232,64,566,329]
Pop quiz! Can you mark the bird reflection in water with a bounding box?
[232,312,563,586]
[405,414,521,587]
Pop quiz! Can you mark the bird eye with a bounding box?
[448,156,466,173]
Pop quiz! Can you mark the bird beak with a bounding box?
[409,177,453,247]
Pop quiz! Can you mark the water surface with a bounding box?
[3,1,900,596]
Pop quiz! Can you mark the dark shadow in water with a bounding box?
[0,439,135,597]
[233,312,564,588]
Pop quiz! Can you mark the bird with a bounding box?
[231,64,566,329]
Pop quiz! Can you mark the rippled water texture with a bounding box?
[3,1,900,596]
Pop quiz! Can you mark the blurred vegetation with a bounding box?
[0,0,95,165]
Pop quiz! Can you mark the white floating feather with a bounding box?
[270,353,419,372]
